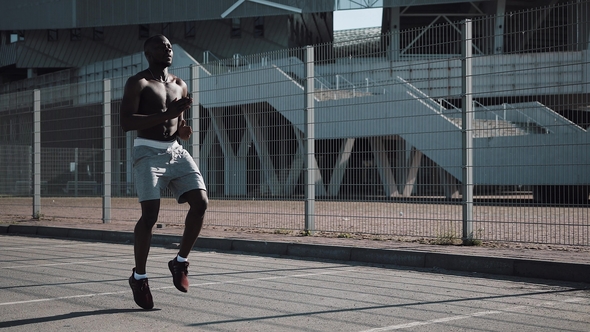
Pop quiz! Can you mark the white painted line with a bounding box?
[0,290,128,306]
[0,268,356,306]
[0,252,218,269]
[359,297,588,332]
[359,310,504,332]
[174,268,358,288]
[1,254,166,269]
[1,243,106,251]
[563,298,585,303]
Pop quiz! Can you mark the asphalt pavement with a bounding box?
[1,235,589,331]
[1,221,589,284]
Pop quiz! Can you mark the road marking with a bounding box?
[359,310,504,331]
[0,291,128,306]
[564,298,585,303]
[359,298,587,332]
[0,268,356,306]
[1,243,106,251]
[0,252,219,269]
[0,254,169,269]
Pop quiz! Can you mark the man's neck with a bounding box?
[147,67,168,82]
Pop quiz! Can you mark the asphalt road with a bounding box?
[1,235,589,332]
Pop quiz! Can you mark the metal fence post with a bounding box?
[304,46,315,233]
[103,79,111,223]
[33,89,41,218]
[190,64,200,165]
[462,19,474,242]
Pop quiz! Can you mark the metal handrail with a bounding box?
[501,103,553,134]
[473,101,545,135]
[233,53,251,69]
[202,50,222,64]
[314,77,329,91]
[335,75,355,97]
[364,77,387,95]
[395,76,450,115]
[473,100,504,120]
[437,98,461,116]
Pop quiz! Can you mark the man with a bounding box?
[120,34,208,310]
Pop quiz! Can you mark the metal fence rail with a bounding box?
[0,1,589,246]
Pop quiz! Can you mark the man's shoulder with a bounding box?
[125,71,149,88]
[170,74,187,87]
[128,70,149,82]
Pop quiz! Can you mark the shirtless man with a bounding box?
[120,34,208,310]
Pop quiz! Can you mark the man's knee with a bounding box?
[192,196,208,214]
[185,190,208,213]
[138,215,158,231]
[138,200,160,231]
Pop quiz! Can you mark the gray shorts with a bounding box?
[133,138,206,203]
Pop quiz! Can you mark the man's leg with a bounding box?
[134,199,160,274]
[169,189,208,292]
[129,199,160,309]
[178,189,208,257]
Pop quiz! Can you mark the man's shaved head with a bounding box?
[144,34,168,52]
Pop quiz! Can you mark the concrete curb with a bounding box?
[3,225,589,284]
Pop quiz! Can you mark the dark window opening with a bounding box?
[185,21,195,38]
[231,18,241,38]
[70,28,82,41]
[162,23,171,36]
[254,17,264,38]
[93,27,104,41]
[48,29,58,41]
[139,25,150,39]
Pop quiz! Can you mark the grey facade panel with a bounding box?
[0,43,17,67]
[14,16,291,69]
[0,0,491,30]
[0,0,334,30]
[347,0,488,10]
[16,28,139,69]
[1,0,75,30]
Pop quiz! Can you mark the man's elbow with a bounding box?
[120,116,133,132]
[121,122,136,133]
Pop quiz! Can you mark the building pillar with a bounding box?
[494,0,506,54]
[27,68,37,79]
[382,2,400,61]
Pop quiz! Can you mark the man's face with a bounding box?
[147,37,173,67]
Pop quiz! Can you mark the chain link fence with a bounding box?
[1,1,589,245]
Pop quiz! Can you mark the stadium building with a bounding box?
[0,0,589,203]
[0,0,578,85]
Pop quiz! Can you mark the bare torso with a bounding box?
[137,72,185,141]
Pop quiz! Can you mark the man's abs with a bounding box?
[138,123,177,141]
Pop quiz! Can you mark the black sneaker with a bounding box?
[168,259,189,292]
[129,268,154,310]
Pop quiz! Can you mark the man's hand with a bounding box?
[167,96,192,119]
[177,119,193,140]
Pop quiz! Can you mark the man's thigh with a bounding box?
[180,189,208,208]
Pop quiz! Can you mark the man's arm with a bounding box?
[177,82,194,140]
